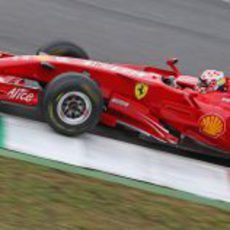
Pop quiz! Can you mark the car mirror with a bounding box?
[167,58,178,65]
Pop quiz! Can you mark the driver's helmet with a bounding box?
[199,69,226,92]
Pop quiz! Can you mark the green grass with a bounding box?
[0,156,229,230]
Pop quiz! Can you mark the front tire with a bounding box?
[43,72,103,136]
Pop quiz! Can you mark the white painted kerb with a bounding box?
[3,114,230,203]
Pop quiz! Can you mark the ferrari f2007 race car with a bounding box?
[0,41,229,156]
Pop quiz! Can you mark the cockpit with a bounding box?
[162,70,228,93]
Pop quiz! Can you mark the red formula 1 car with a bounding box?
[0,41,229,155]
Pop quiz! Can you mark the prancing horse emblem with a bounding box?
[135,83,149,100]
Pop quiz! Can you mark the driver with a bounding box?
[199,69,226,92]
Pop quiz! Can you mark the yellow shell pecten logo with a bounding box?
[199,114,225,138]
[135,83,149,100]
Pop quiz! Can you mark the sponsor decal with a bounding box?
[54,56,69,63]
[111,98,129,107]
[7,88,35,103]
[12,56,32,61]
[222,97,230,103]
[199,114,225,138]
[81,60,159,78]
[35,55,51,62]
[135,83,149,100]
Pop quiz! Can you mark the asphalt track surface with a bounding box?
[0,0,230,165]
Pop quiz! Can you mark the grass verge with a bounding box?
[0,154,229,229]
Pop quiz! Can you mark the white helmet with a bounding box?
[199,70,225,91]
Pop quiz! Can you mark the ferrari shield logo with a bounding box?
[135,83,149,100]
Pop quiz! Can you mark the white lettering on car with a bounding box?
[7,88,35,102]
[81,60,160,78]
[111,98,129,107]
[222,97,230,103]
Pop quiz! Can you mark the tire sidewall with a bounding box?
[44,73,103,136]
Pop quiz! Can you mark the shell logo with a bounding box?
[199,114,225,138]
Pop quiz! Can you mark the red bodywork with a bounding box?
[0,52,229,154]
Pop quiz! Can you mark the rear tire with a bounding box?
[43,72,103,136]
[36,41,89,59]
